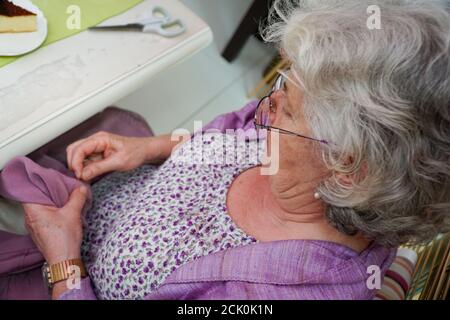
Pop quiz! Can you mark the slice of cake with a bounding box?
[0,0,37,33]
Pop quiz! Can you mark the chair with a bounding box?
[374,234,449,300]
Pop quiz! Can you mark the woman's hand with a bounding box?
[23,187,87,265]
[67,131,160,182]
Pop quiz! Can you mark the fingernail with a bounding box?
[80,186,87,194]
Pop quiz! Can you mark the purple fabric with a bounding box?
[0,232,49,299]
[0,102,396,300]
[0,156,92,211]
[145,240,396,300]
[201,100,258,134]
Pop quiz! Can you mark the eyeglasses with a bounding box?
[254,73,329,145]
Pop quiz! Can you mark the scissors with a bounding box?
[88,6,186,38]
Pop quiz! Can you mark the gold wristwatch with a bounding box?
[42,258,87,290]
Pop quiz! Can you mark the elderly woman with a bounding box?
[1,0,449,300]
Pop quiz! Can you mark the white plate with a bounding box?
[0,0,48,56]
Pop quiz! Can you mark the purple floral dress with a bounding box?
[81,133,265,300]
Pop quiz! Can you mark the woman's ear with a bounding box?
[334,156,368,187]
[335,172,354,187]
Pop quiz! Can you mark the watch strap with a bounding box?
[46,258,87,285]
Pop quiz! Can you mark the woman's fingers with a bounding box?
[70,138,109,179]
[65,187,88,214]
[67,132,112,173]
[66,138,86,171]
[80,155,120,181]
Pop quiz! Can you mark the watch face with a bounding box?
[41,263,53,288]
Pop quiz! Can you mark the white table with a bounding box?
[0,0,212,170]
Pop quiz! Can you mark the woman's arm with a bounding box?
[67,132,190,182]
[143,133,190,165]
[67,100,258,182]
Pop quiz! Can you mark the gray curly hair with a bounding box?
[262,0,450,246]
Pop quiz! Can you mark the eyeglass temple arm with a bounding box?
[255,123,329,144]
